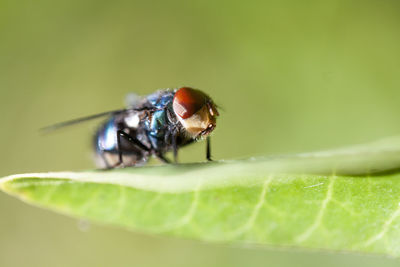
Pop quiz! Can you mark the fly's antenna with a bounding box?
[40,109,129,133]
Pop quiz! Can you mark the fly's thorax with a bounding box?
[172,87,219,138]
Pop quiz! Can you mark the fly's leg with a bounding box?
[166,109,179,164]
[155,153,171,164]
[116,130,150,168]
[96,149,123,170]
[93,148,113,170]
[206,136,212,161]
[172,133,178,163]
[99,152,111,169]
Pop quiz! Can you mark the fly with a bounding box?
[42,87,219,168]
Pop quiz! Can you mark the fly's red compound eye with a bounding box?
[173,87,208,119]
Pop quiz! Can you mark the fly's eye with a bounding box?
[173,87,208,119]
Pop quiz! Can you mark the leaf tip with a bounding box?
[0,174,23,195]
[0,176,10,192]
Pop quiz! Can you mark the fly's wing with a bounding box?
[125,93,142,108]
[40,109,129,133]
[41,92,159,133]
[41,106,155,133]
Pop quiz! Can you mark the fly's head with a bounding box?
[172,87,219,139]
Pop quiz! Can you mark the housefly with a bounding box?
[43,87,219,168]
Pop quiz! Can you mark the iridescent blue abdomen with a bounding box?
[96,117,118,152]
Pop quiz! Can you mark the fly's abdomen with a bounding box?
[95,118,118,152]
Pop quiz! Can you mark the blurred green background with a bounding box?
[1,0,400,266]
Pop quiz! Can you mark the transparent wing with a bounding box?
[40,109,129,133]
[125,93,143,108]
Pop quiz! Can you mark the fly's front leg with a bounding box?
[206,136,212,161]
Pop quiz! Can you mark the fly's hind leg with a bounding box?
[155,153,171,164]
[98,150,112,169]
[96,149,123,170]
[116,130,150,168]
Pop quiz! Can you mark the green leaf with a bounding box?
[3,137,400,256]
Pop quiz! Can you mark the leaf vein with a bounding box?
[295,176,336,243]
[365,203,400,247]
[108,186,127,221]
[158,184,201,232]
[230,177,272,238]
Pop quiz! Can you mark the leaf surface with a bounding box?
[3,137,400,256]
